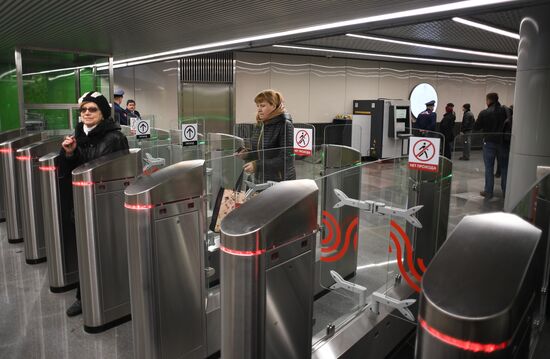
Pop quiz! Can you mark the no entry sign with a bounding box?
[408,137,440,172]
[293,128,313,156]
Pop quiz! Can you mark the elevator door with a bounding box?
[181,83,233,135]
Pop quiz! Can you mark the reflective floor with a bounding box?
[0,150,504,358]
[0,226,133,359]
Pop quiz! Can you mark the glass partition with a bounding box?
[449,132,513,230]
[20,48,110,130]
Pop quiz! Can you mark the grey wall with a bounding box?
[234,52,516,124]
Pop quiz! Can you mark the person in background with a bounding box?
[240,89,296,183]
[416,100,437,133]
[58,91,129,317]
[474,92,508,199]
[499,105,513,195]
[439,102,456,159]
[459,103,475,160]
[125,99,141,118]
[495,104,513,178]
[113,88,128,125]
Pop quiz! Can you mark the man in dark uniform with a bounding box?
[416,100,437,132]
[113,88,128,125]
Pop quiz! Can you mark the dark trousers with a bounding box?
[483,142,508,194]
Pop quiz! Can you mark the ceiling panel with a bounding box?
[298,34,517,64]
[368,19,518,54]
[471,9,523,31]
[0,0,530,66]
[0,0,449,63]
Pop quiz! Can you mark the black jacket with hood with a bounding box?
[58,118,129,177]
[246,113,296,182]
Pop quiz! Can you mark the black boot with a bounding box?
[66,299,82,317]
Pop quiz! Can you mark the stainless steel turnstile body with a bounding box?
[0,128,26,221]
[125,160,211,359]
[417,213,542,359]
[318,144,362,292]
[220,179,319,359]
[0,133,42,242]
[39,152,79,292]
[72,149,142,333]
[16,137,64,264]
[207,133,244,207]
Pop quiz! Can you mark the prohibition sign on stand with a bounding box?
[412,139,436,162]
[295,130,310,148]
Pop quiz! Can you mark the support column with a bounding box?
[505,3,550,210]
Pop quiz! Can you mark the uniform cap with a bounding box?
[114,88,125,96]
[425,100,436,106]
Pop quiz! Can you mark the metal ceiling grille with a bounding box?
[180,52,233,84]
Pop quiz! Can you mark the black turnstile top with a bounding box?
[420,212,541,342]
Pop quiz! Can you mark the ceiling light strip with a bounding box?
[346,34,517,60]
[272,45,517,70]
[112,0,517,65]
[452,17,520,39]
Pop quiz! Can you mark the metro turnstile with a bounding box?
[406,157,452,265]
[220,179,319,359]
[207,133,244,207]
[125,160,214,359]
[72,149,142,333]
[318,144,361,293]
[16,137,64,264]
[0,128,26,221]
[0,132,43,242]
[417,213,542,359]
[39,152,79,292]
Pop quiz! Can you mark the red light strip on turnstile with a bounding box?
[72,181,95,187]
[39,166,57,171]
[0,148,12,153]
[220,245,266,257]
[15,155,32,161]
[419,318,508,353]
[124,203,155,210]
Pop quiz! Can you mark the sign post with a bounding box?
[408,136,440,172]
[181,123,198,146]
[293,128,313,157]
[135,119,151,139]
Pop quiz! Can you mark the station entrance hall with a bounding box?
[1,1,550,358]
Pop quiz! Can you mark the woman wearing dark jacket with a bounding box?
[242,89,296,182]
[59,91,129,317]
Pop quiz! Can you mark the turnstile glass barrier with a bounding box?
[309,155,450,359]
[125,160,210,359]
[0,131,67,242]
[39,152,79,292]
[0,128,27,221]
[509,172,550,355]
[16,136,67,263]
[72,148,142,333]
[450,132,512,223]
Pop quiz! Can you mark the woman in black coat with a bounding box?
[59,91,129,317]
[241,89,296,183]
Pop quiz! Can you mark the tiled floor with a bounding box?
[0,150,505,358]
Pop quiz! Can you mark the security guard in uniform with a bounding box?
[416,100,437,132]
[113,88,128,125]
